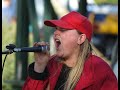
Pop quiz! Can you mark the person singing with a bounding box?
[22,11,118,90]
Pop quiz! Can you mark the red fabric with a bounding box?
[44,11,93,42]
[22,54,118,90]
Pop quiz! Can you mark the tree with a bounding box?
[78,0,87,17]
[43,0,57,42]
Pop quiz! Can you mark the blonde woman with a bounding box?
[23,11,118,90]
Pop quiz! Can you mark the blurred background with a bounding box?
[2,0,118,90]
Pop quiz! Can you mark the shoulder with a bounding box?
[89,55,118,89]
[88,55,117,82]
[90,55,111,71]
[85,54,111,73]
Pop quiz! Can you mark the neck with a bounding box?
[60,45,80,67]
[62,52,80,68]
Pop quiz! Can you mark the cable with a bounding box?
[2,54,8,75]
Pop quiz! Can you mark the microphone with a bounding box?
[2,44,49,54]
[13,46,49,52]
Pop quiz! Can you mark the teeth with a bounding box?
[55,39,61,48]
[56,39,60,42]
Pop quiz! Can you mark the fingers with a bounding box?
[33,41,49,47]
[33,41,50,54]
[33,42,38,46]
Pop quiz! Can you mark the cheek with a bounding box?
[63,41,78,57]
[63,32,78,41]
[63,35,78,50]
[61,31,79,50]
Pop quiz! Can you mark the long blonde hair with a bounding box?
[64,39,92,90]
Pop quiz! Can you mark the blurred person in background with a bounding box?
[22,11,118,90]
[2,0,16,23]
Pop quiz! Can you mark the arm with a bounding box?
[22,63,49,90]
[22,42,50,90]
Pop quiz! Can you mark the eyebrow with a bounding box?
[55,27,67,30]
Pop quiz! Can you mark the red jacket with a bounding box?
[22,54,118,90]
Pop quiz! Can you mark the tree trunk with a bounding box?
[27,0,40,42]
[14,0,29,89]
[43,0,57,42]
[78,0,87,17]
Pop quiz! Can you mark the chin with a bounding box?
[56,51,64,58]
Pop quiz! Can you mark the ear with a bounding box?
[77,34,86,45]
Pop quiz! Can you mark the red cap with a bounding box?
[44,11,93,42]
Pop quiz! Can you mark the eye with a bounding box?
[55,27,68,32]
[59,29,66,32]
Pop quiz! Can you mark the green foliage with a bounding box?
[2,21,34,90]
[94,0,118,4]
[2,21,16,90]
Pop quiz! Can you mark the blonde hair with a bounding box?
[64,39,92,90]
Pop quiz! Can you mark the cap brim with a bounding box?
[44,20,74,29]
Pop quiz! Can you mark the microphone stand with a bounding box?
[2,44,16,75]
[2,50,14,54]
[2,44,16,54]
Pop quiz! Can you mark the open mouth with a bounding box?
[55,39,61,49]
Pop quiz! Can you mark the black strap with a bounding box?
[28,62,49,80]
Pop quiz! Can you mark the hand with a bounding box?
[33,41,50,73]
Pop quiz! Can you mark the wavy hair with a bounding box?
[64,39,92,90]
